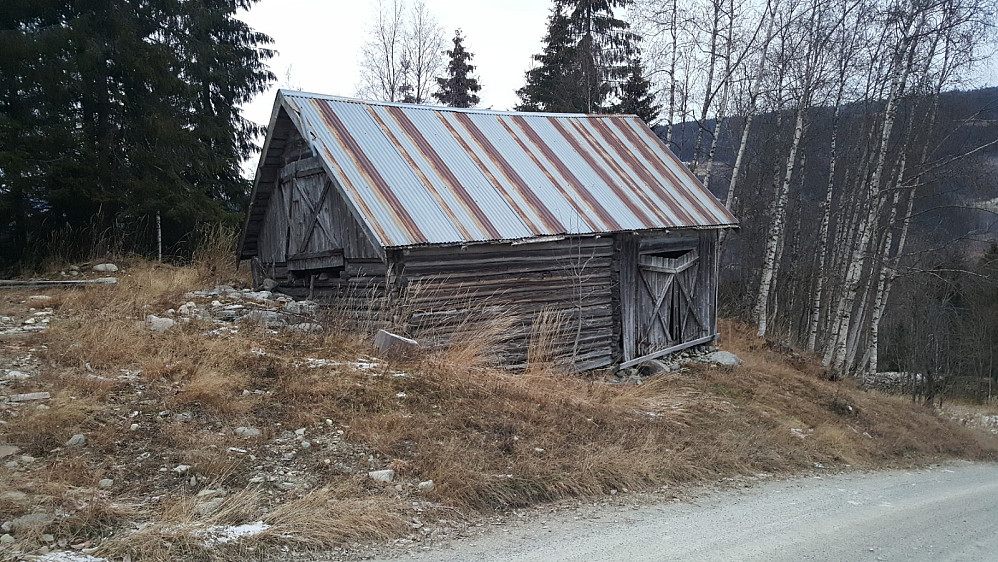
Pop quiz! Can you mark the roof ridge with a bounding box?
[278,89,635,119]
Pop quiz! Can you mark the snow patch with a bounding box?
[37,553,109,562]
[200,521,270,545]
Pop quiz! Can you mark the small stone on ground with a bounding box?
[368,469,395,483]
[705,351,741,366]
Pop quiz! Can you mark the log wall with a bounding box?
[396,237,616,372]
[270,230,720,373]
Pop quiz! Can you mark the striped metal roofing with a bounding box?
[271,90,736,248]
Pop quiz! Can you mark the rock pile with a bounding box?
[616,344,742,382]
[133,285,326,334]
[0,301,54,336]
[56,261,120,277]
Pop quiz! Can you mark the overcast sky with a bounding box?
[239,0,551,130]
[237,0,998,148]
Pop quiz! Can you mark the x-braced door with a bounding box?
[635,248,705,356]
[287,170,333,257]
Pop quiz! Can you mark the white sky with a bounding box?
[239,0,551,131]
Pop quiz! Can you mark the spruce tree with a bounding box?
[516,0,636,113]
[613,57,661,125]
[0,0,274,268]
[515,6,579,112]
[433,30,482,108]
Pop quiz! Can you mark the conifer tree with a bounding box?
[612,57,661,125]
[515,6,578,112]
[434,30,482,108]
[516,0,636,113]
[0,0,274,268]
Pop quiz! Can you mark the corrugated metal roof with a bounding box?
[262,90,737,249]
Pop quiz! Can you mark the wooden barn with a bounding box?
[238,90,738,371]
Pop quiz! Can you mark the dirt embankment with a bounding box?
[1,260,995,561]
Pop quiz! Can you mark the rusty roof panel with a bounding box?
[277,90,737,248]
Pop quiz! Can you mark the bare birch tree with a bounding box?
[358,0,444,103]
[756,0,838,337]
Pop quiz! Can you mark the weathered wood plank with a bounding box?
[0,278,117,288]
[618,235,638,362]
[619,333,718,369]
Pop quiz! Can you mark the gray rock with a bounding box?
[41,534,54,543]
[234,426,261,439]
[705,350,741,366]
[173,464,191,474]
[287,322,323,333]
[239,310,287,327]
[418,480,435,492]
[184,289,214,298]
[284,300,319,316]
[261,278,279,291]
[0,445,21,459]
[11,512,53,530]
[373,329,418,356]
[92,263,119,273]
[616,367,639,378]
[214,309,239,321]
[98,478,113,489]
[177,302,198,316]
[637,359,671,376]
[0,491,26,503]
[243,290,273,303]
[195,498,224,517]
[66,434,86,447]
[146,314,175,333]
[368,469,395,483]
[3,370,30,381]
[0,534,12,544]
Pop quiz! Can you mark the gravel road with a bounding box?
[377,462,998,561]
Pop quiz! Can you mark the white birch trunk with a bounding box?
[866,11,950,376]
[703,79,730,192]
[665,0,678,145]
[829,27,916,372]
[694,0,723,167]
[723,1,775,213]
[806,72,846,352]
[756,103,806,338]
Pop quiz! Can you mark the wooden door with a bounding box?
[635,248,705,356]
[287,170,332,257]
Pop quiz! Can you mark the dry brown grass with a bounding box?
[2,262,996,560]
[525,308,569,375]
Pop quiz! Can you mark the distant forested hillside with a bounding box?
[662,87,998,254]
[658,86,998,392]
